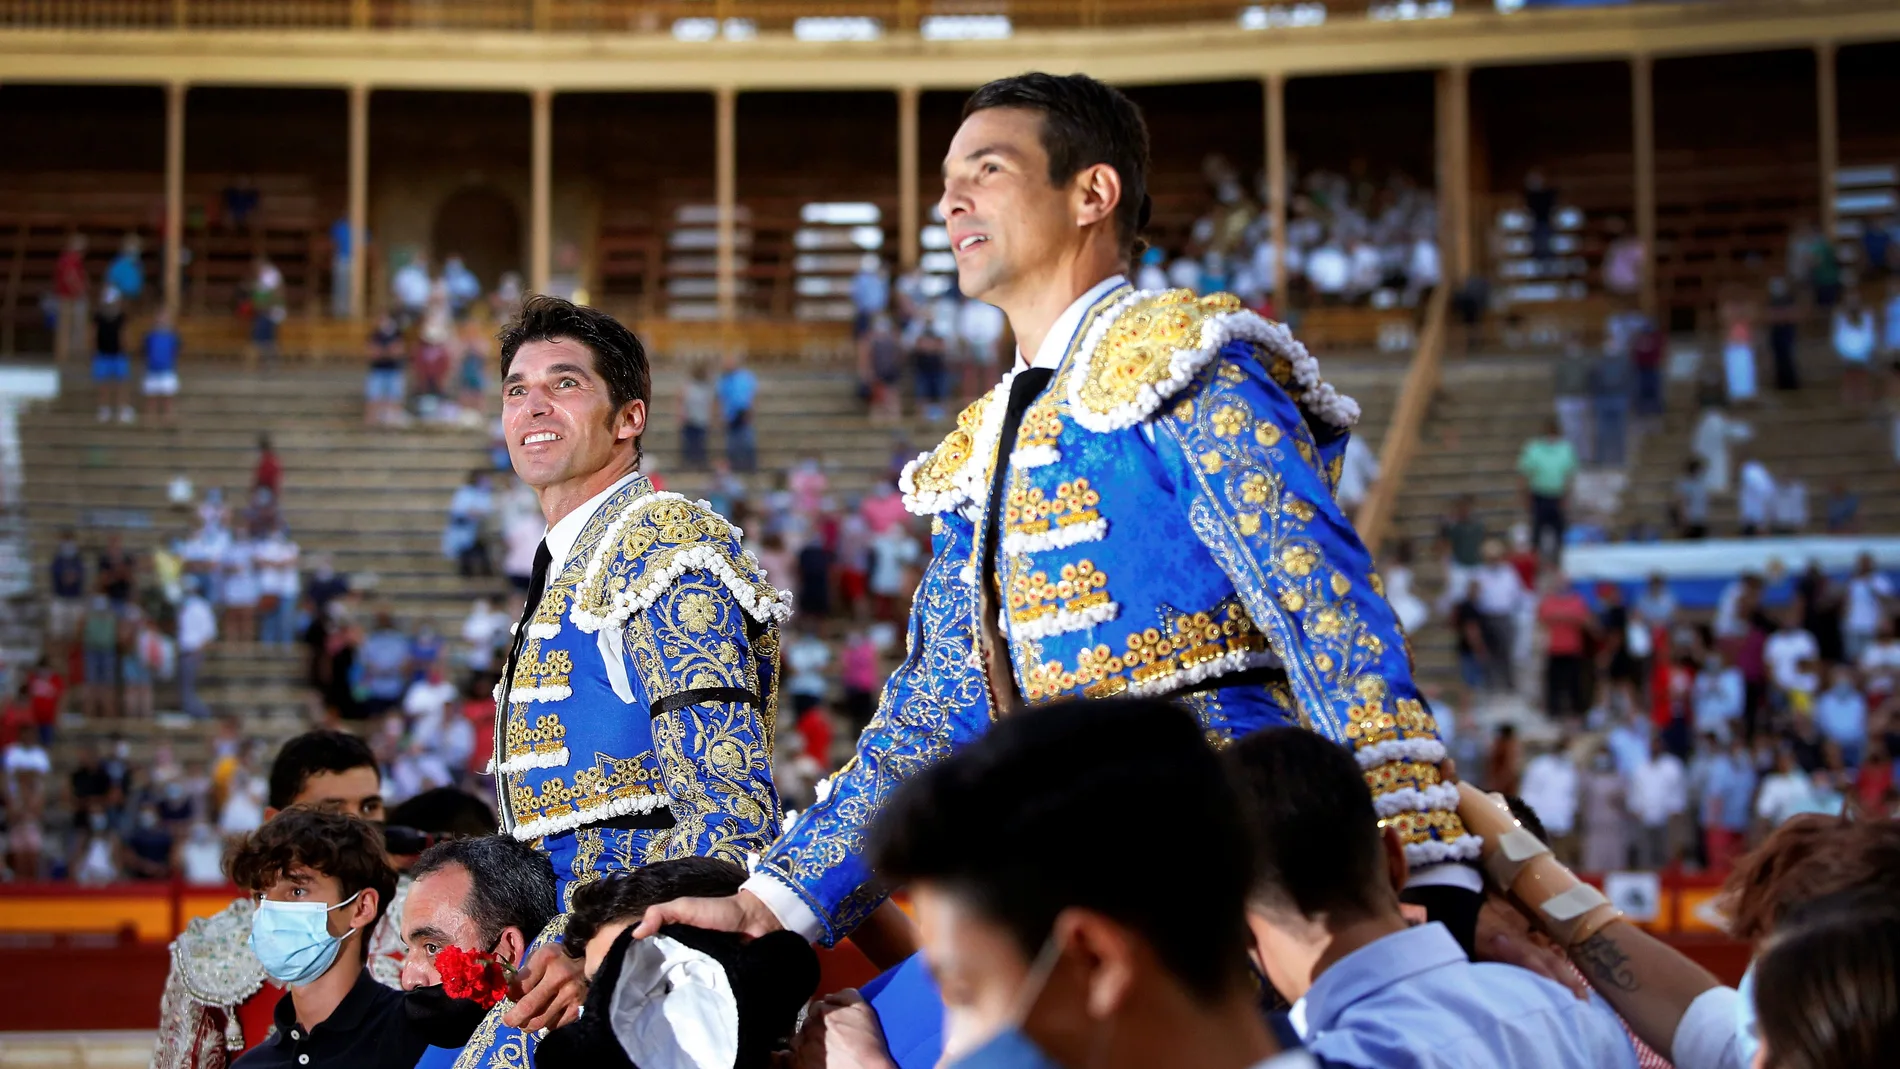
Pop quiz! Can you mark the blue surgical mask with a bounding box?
[947,935,1067,1069]
[1735,959,1760,1068]
[250,890,363,987]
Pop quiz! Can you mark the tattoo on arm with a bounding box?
[1572,931,1640,993]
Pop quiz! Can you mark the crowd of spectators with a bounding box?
[365,253,516,429]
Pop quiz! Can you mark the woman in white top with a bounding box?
[1833,291,1877,406]
[220,535,260,642]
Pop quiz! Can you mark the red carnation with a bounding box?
[434,945,514,1009]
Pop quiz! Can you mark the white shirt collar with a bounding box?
[542,471,642,571]
[1012,274,1129,372]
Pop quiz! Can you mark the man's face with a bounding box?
[940,108,1078,305]
[260,864,359,941]
[501,338,644,492]
[288,766,386,823]
[400,863,483,990]
[582,918,637,982]
[913,883,1035,1060]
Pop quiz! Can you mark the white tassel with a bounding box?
[1000,518,1108,557]
[1371,782,1462,819]
[1009,445,1061,469]
[493,747,571,775]
[1405,835,1484,865]
[1354,737,1448,769]
[507,792,672,842]
[1011,599,1120,641]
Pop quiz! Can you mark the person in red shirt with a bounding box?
[461,675,496,779]
[251,433,282,498]
[25,659,64,747]
[53,232,89,363]
[1537,575,1597,721]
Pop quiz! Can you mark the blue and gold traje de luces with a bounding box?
[757,285,1480,945]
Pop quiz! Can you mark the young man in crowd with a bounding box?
[154,731,403,1069]
[398,836,560,1069]
[226,807,413,1069]
[1228,727,1638,1068]
[864,698,1328,1069]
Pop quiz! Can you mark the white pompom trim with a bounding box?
[1372,782,1462,818]
[507,792,671,842]
[494,747,571,775]
[900,373,1017,517]
[1011,599,1120,641]
[569,543,794,635]
[1124,650,1280,698]
[1000,518,1107,557]
[1355,737,1448,769]
[958,563,978,587]
[1010,445,1060,469]
[1405,835,1484,865]
[506,684,573,705]
[1065,290,1360,433]
[526,622,560,640]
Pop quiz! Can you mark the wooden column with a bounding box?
[1817,41,1838,245]
[530,88,553,296]
[1436,64,1471,284]
[1631,54,1657,317]
[898,84,920,271]
[716,85,738,321]
[347,83,369,318]
[163,81,186,317]
[1264,73,1287,304]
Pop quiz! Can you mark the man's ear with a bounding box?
[494,926,529,969]
[1382,825,1411,898]
[1071,163,1123,233]
[349,887,381,933]
[1058,909,1137,1022]
[262,806,280,822]
[616,399,648,443]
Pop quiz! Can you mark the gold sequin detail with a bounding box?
[1022,601,1266,703]
[1075,289,1244,417]
[1009,560,1112,625]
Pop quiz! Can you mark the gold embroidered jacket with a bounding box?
[754,285,1477,945]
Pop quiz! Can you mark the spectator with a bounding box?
[911,327,949,423]
[1536,574,1593,720]
[1334,435,1380,516]
[358,613,411,719]
[679,363,713,470]
[176,577,217,719]
[1859,617,1900,697]
[1228,725,1638,1068]
[179,821,226,885]
[459,596,511,677]
[1628,736,1687,869]
[413,316,453,413]
[1813,665,1868,768]
[397,835,557,1004]
[443,471,494,578]
[837,630,878,737]
[221,532,261,643]
[1835,289,1877,407]
[1722,287,1761,402]
[1579,748,1629,873]
[225,808,414,1069]
[1886,277,1900,358]
[1634,573,1677,628]
[1766,275,1800,392]
[1487,722,1523,797]
[867,522,919,623]
[48,529,86,658]
[121,804,175,880]
[441,254,480,316]
[392,253,431,325]
[4,733,49,879]
[79,594,120,720]
[119,606,163,719]
[254,526,301,646]
[1756,747,1818,828]
[25,658,63,748]
[1473,540,1527,692]
[1701,735,1757,872]
[142,307,181,424]
[1519,740,1581,866]
[1843,553,1892,664]
[461,675,497,783]
[1692,646,1746,742]
[1380,541,1427,634]
[1524,168,1557,262]
[848,256,888,337]
[1736,455,1775,536]
[1596,583,1641,714]
[1588,346,1632,467]
[1516,419,1577,561]
[365,313,408,427]
[860,314,904,424]
[1601,216,1643,297]
[784,624,830,718]
[247,256,285,365]
[795,531,832,621]
[1764,605,1821,702]
[455,320,489,419]
[1750,901,1900,1069]
[1450,579,1490,706]
[955,293,1006,400]
[53,232,90,363]
[1690,406,1753,504]
[105,232,144,303]
[1824,478,1861,533]
[93,286,133,424]
[1552,344,1592,462]
[718,352,758,472]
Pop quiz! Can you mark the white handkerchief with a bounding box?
[609,934,740,1069]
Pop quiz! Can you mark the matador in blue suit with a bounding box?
[639,78,1481,1048]
[455,296,789,1069]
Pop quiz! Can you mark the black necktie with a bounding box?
[977,366,1054,710]
[501,541,553,701]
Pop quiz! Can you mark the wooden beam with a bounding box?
[1817,40,1838,245]
[1264,73,1287,307]
[163,81,185,317]
[1436,64,1471,283]
[1631,53,1656,317]
[347,83,368,318]
[898,84,920,271]
[715,85,737,322]
[530,86,552,295]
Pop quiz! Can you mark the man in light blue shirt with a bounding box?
[1812,665,1868,767]
[716,353,759,472]
[1229,728,1638,1069]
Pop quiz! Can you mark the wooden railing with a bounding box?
[1352,283,1447,552]
[0,0,1480,32]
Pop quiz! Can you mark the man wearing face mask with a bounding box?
[398,836,560,1069]
[863,698,1340,1069]
[228,807,446,1069]
[155,731,403,1069]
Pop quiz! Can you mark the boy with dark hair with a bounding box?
[156,731,399,1069]
[1228,728,1637,1069]
[864,698,1313,1069]
[227,808,422,1069]
[563,855,747,975]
